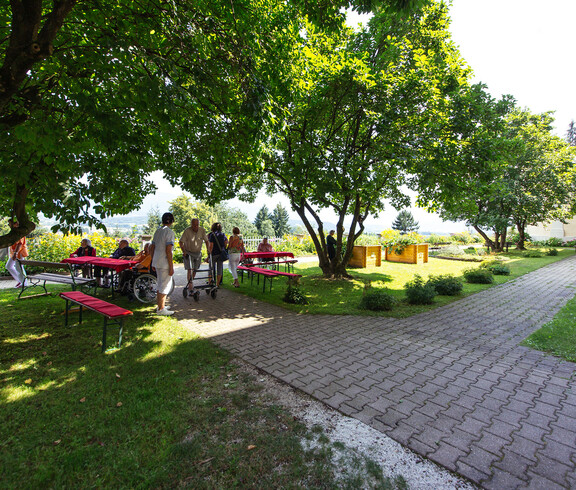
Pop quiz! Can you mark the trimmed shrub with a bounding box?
[464,246,478,255]
[488,263,511,275]
[359,289,397,311]
[463,268,494,284]
[522,250,544,258]
[427,274,463,296]
[439,244,464,256]
[405,274,436,305]
[545,248,559,256]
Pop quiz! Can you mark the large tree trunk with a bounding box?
[515,220,527,250]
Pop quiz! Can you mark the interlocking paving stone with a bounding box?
[174,255,576,488]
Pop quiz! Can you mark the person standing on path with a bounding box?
[179,218,209,292]
[327,230,337,261]
[227,227,246,288]
[6,219,28,288]
[150,212,176,316]
[208,222,228,287]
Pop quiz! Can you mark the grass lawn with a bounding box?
[0,285,407,488]
[522,292,576,363]
[222,248,574,317]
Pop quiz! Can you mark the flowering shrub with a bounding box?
[276,234,316,255]
[28,233,126,262]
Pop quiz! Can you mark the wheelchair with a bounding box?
[119,268,174,303]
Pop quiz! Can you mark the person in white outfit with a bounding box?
[6,219,28,288]
[149,212,176,316]
[227,227,245,288]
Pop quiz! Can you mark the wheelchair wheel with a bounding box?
[193,290,200,302]
[182,287,188,298]
[210,288,217,299]
[133,274,158,303]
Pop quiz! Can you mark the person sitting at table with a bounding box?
[70,238,96,277]
[95,239,136,286]
[257,237,274,253]
[257,237,275,263]
[116,243,152,294]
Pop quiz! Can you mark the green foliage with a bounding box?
[359,289,397,311]
[271,204,291,237]
[426,274,463,296]
[545,248,559,256]
[143,207,161,235]
[438,244,464,256]
[382,231,423,255]
[464,246,478,255]
[463,268,494,284]
[283,283,308,305]
[545,237,564,247]
[522,250,544,258]
[450,231,479,244]
[254,205,272,235]
[391,210,419,234]
[27,233,120,262]
[276,234,317,255]
[487,263,511,275]
[404,274,436,305]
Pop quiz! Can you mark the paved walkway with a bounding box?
[172,256,576,489]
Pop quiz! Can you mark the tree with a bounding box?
[0,0,432,249]
[213,203,257,236]
[231,3,468,277]
[143,207,161,235]
[415,84,517,252]
[392,210,419,234]
[254,206,272,235]
[271,204,291,237]
[260,219,276,238]
[503,110,576,249]
[567,120,576,146]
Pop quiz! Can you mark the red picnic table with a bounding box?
[62,257,138,293]
[241,251,296,272]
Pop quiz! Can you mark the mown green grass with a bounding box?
[0,285,408,488]
[222,248,574,317]
[522,291,576,362]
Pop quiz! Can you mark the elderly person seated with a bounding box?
[95,239,136,287]
[116,243,152,294]
[257,237,274,253]
[70,238,97,277]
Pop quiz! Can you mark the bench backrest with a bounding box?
[18,259,71,270]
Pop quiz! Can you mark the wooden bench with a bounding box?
[17,259,97,299]
[60,291,133,352]
[238,266,302,292]
[245,259,298,273]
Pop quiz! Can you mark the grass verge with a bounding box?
[522,290,576,362]
[0,285,407,488]
[222,248,573,317]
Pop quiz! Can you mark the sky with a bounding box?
[140,0,575,234]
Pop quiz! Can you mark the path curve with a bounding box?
[171,257,576,489]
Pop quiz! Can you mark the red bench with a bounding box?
[237,266,302,292]
[60,291,133,352]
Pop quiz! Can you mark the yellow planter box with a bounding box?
[349,245,382,268]
[385,243,429,264]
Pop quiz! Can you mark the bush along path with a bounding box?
[174,255,576,489]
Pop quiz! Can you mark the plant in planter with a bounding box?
[381,231,423,255]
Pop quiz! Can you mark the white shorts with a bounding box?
[155,268,174,295]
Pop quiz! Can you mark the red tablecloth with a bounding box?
[243,252,294,260]
[62,256,138,273]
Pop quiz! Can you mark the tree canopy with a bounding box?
[3,0,430,248]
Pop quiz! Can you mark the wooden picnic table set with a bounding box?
[238,251,302,292]
[16,256,138,352]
